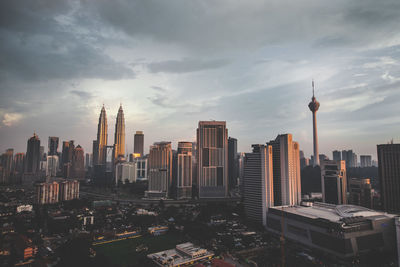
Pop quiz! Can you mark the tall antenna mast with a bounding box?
[312,80,315,97]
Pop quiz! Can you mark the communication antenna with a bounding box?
[312,80,315,97]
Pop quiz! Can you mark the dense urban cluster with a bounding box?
[0,92,400,267]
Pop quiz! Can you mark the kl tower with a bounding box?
[308,80,320,166]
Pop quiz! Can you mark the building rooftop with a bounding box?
[271,202,395,223]
[147,242,213,267]
[176,242,207,257]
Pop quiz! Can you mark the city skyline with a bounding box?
[2,1,400,159]
[1,2,400,266]
[0,102,391,160]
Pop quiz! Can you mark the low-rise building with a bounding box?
[148,226,169,236]
[16,205,33,213]
[266,202,397,259]
[147,242,214,267]
[136,209,157,216]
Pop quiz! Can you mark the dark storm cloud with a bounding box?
[1,0,400,156]
[0,0,70,33]
[83,0,400,53]
[147,58,229,73]
[343,0,400,29]
[0,34,135,81]
[0,0,134,82]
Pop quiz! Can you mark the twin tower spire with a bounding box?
[94,104,125,165]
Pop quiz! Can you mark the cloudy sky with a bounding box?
[1,0,400,160]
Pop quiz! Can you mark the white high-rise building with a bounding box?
[136,157,148,181]
[46,155,59,177]
[360,155,372,167]
[267,134,301,206]
[176,142,192,199]
[197,121,228,198]
[115,162,137,184]
[243,144,274,226]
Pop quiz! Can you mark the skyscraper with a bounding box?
[115,162,136,184]
[197,121,228,198]
[237,152,246,194]
[1,149,13,184]
[321,159,347,205]
[39,146,45,162]
[96,105,108,165]
[136,157,148,181]
[113,105,125,160]
[342,150,357,168]
[13,153,25,183]
[299,150,310,169]
[267,134,301,206]
[228,137,238,191]
[348,178,372,209]
[377,143,400,213]
[62,140,74,178]
[134,131,144,156]
[85,153,90,170]
[46,155,59,177]
[243,144,274,226]
[176,142,193,199]
[308,81,320,166]
[332,150,341,161]
[25,133,41,174]
[147,142,172,198]
[48,137,59,156]
[360,155,372,167]
[92,140,99,166]
[72,145,85,180]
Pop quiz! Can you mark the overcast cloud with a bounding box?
[1,0,400,159]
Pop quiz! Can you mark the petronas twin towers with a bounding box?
[93,104,125,166]
[114,105,125,159]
